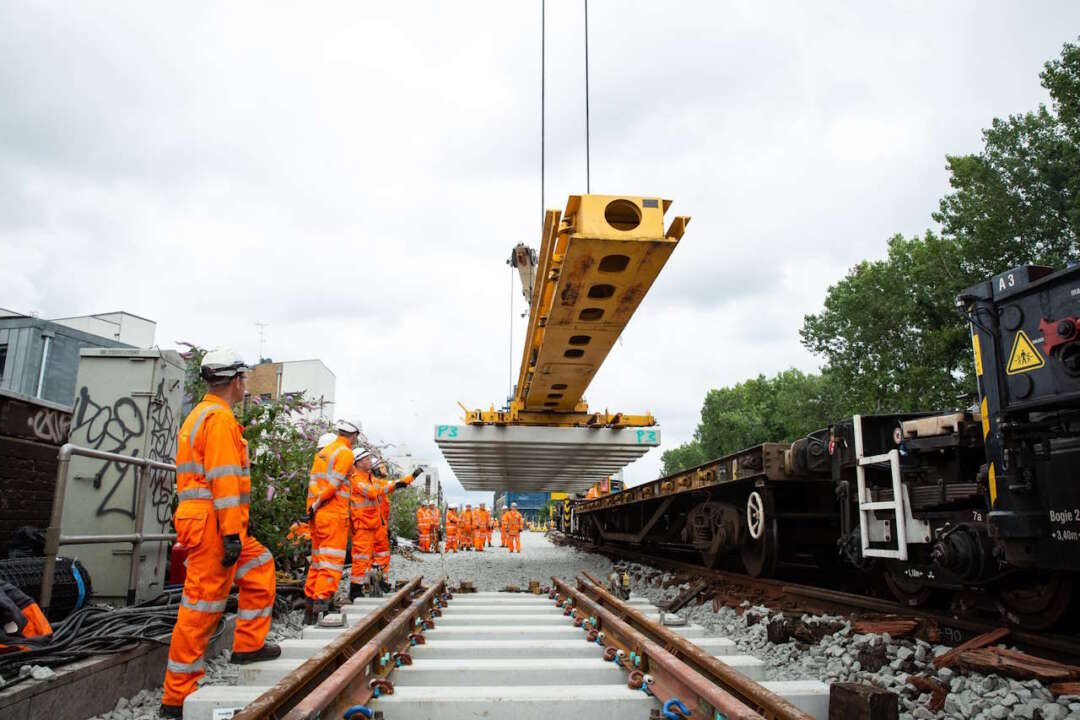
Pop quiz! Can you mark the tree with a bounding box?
[800,232,973,414]
[661,369,837,474]
[388,487,421,540]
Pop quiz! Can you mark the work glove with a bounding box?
[221,534,242,567]
[394,480,409,490]
[411,466,425,479]
[303,503,318,524]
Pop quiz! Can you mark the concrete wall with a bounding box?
[0,391,72,556]
[50,312,156,347]
[280,359,335,420]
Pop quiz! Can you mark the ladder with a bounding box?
[852,415,909,560]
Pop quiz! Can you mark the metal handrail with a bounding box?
[41,443,177,613]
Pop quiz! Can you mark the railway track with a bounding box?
[177,574,834,719]
[560,536,1080,665]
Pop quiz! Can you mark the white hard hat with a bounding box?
[334,419,362,435]
[316,432,336,449]
[511,502,518,508]
[353,447,372,463]
[200,347,250,382]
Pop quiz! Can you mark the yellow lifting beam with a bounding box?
[465,194,689,428]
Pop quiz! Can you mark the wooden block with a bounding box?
[852,619,919,637]
[957,647,1080,682]
[1050,682,1080,697]
[828,683,898,720]
[932,627,1009,668]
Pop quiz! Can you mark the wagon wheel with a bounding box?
[740,491,778,578]
[883,567,936,607]
[994,572,1074,631]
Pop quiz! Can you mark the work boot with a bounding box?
[230,642,282,665]
[379,577,392,594]
[349,583,365,600]
[159,703,183,718]
[313,599,329,619]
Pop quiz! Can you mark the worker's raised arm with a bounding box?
[200,412,250,537]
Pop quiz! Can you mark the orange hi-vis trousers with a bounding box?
[507,532,521,553]
[163,500,275,707]
[473,528,485,551]
[351,524,391,578]
[445,526,458,552]
[304,508,349,600]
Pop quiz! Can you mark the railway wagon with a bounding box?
[574,264,1080,629]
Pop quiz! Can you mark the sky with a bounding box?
[3,2,1078,506]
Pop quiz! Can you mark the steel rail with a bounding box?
[576,572,813,720]
[564,536,1080,664]
[551,576,766,720]
[231,577,436,720]
[281,579,446,720]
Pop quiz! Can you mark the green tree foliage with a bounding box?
[800,232,973,413]
[661,369,837,474]
[389,487,422,540]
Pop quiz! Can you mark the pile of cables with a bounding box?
[0,589,229,690]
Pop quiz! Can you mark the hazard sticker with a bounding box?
[1006,330,1045,375]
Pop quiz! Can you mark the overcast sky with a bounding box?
[3,2,1078,505]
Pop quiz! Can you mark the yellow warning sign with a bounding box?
[1006,330,1045,375]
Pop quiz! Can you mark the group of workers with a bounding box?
[159,348,423,717]
[414,500,525,553]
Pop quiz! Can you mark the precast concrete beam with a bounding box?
[434,424,659,492]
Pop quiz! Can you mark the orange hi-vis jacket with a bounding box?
[500,514,508,533]
[504,509,524,534]
[416,506,432,529]
[445,509,458,534]
[351,470,418,529]
[459,509,475,534]
[476,508,490,533]
[175,393,251,537]
[350,469,389,530]
[307,437,354,516]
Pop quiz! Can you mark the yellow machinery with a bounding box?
[466,194,689,428]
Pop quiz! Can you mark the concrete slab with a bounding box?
[435,424,660,492]
[761,681,830,720]
[713,654,766,681]
[374,683,657,719]
[391,658,625,686]
[236,658,305,686]
[412,640,604,660]
[663,623,707,639]
[424,625,583,640]
[436,613,568,626]
[182,685,268,720]
[277,638,336,659]
[436,605,563,614]
[689,637,737,656]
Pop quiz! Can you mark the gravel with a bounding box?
[385,530,615,591]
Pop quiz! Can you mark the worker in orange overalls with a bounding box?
[349,455,422,598]
[432,502,442,552]
[444,504,459,552]
[474,502,489,552]
[303,418,360,622]
[505,502,524,554]
[161,349,278,718]
[501,511,509,547]
[493,511,502,548]
[459,504,475,552]
[416,502,433,552]
[283,433,334,569]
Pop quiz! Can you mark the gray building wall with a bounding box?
[0,318,130,406]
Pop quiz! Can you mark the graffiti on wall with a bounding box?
[26,406,72,444]
[71,380,178,530]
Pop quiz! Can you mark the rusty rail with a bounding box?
[577,572,812,720]
[551,576,766,720]
[232,577,445,720]
[281,578,446,720]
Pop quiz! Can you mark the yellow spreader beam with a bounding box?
[466,194,689,428]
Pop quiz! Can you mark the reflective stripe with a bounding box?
[236,606,273,620]
[206,464,250,480]
[374,551,390,557]
[181,596,228,613]
[329,476,342,489]
[353,554,370,560]
[310,560,344,571]
[176,462,205,475]
[167,656,205,674]
[177,487,213,502]
[189,406,217,449]
[310,472,328,481]
[213,494,250,510]
[235,551,272,580]
[319,547,347,558]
